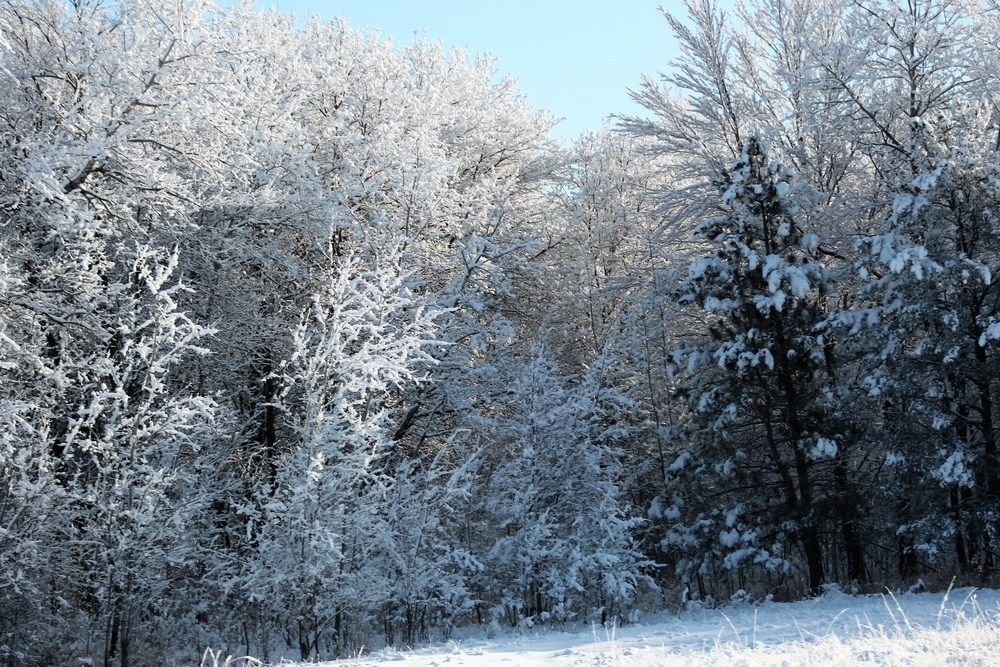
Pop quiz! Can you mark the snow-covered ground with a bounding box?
[253,586,1000,667]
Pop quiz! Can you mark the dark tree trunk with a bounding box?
[843,519,867,585]
[105,605,120,667]
[119,614,130,667]
[774,317,826,594]
[835,462,867,585]
[802,528,825,595]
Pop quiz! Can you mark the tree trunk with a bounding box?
[802,527,825,596]
[119,613,130,667]
[835,462,867,586]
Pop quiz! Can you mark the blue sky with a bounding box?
[256,1,692,140]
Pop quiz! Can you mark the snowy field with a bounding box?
[212,587,1000,667]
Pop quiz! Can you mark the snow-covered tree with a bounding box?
[242,251,442,660]
[842,127,1000,579]
[57,248,219,666]
[620,0,1000,596]
[471,351,649,626]
[660,136,849,596]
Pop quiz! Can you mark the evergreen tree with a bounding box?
[663,136,848,596]
[843,126,1000,581]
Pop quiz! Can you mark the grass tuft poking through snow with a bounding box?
[200,648,263,667]
[596,597,999,666]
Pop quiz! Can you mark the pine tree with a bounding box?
[663,136,847,596]
[844,124,1000,580]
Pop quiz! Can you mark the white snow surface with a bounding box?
[304,587,1000,667]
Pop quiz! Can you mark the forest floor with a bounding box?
[284,585,1000,666]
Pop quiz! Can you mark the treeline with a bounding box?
[0,0,999,665]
